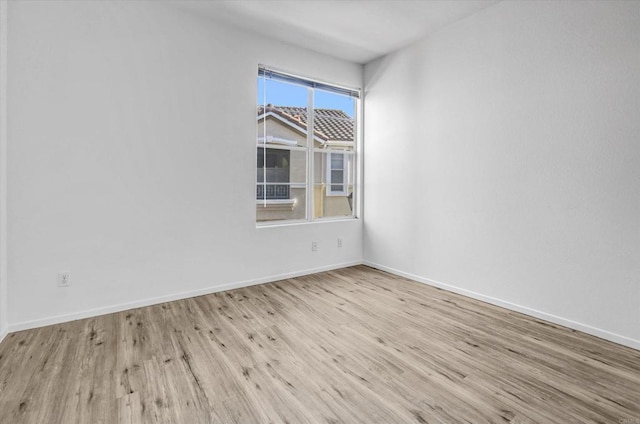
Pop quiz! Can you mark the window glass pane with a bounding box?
[257,189,307,223]
[256,148,307,222]
[258,78,309,148]
[257,148,290,199]
[331,169,343,181]
[257,67,358,224]
[313,89,356,219]
[257,75,309,222]
[331,154,343,169]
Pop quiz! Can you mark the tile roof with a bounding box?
[258,104,354,142]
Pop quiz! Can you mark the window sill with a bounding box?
[256,216,358,228]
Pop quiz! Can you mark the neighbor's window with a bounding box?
[257,66,359,224]
[257,148,290,200]
[327,152,347,196]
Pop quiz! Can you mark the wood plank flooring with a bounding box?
[0,265,638,423]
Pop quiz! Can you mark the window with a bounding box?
[257,148,290,200]
[327,152,347,195]
[257,66,359,223]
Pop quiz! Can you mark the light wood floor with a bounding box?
[0,266,639,423]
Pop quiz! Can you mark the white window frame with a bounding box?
[256,65,361,226]
[326,152,348,196]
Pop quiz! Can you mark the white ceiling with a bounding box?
[170,1,500,64]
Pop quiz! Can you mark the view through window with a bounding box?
[257,67,359,223]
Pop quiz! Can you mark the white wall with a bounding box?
[0,0,7,342]
[364,1,640,349]
[6,1,362,330]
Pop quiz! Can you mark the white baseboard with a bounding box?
[7,260,362,334]
[364,261,640,351]
[7,260,638,352]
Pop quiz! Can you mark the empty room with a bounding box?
[0,0,638,423]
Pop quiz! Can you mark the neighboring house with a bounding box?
[257,104,355,222]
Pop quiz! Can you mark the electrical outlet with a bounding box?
[58,271,71,287]
[311,241,318,251]
[337,238,343,248]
